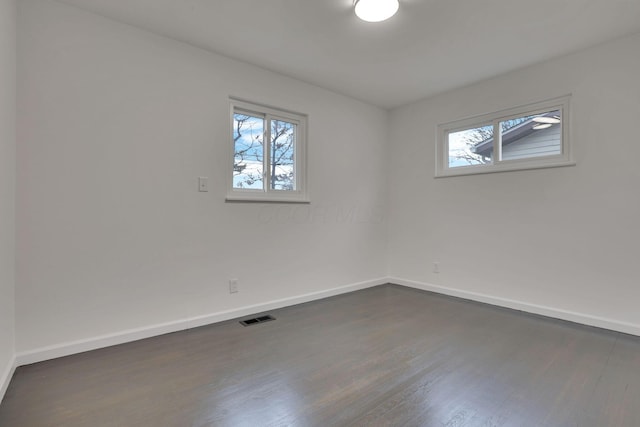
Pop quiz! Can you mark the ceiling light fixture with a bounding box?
[355,0,399,22]
[533,116,561,124]
[532,123,553,130]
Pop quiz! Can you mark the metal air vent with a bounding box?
[240,315,276,326]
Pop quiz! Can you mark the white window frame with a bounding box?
[436,96,574,177]
[227,98,308,203]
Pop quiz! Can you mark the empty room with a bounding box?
[2,0,640,425]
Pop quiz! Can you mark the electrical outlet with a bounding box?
[229,279,239,294]
[433,262,440,274]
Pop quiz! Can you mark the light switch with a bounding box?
[198,177,208,192]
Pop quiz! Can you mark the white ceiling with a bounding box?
[56,0,640,109]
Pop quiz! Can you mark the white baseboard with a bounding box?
[16,277,387,366]
[0,355,17,404]
[390,277,640,337]
[16,276,637,369]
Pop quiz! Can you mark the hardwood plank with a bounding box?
[1,284,639,426]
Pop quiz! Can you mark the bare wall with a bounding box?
[387,32,640,331]
[0,0,16,400]
[16,0,388,353]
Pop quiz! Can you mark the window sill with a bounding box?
[225,193,310,204]
[435,159,576,178]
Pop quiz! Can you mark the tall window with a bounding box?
[437,96,573,177]
[227,99,308,202]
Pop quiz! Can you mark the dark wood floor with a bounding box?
[1,284,639,426]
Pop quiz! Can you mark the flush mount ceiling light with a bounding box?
[533,116,561,124]
[355,0,399,22]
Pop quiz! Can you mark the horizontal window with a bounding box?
[227,99,308,203]
[437,96,573,177]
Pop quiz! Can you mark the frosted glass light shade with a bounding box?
[355,0,399,22]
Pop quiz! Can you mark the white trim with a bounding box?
[436,95,573,178]
[225,193,310,204]
[389,277,640,337]
[0,355,17,404]
[15,277,387,366]
[11,277,640,370]
[227,98,309,203]
[435,160,576,178]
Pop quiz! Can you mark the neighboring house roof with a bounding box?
[472,112,560,157]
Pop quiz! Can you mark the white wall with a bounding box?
[0,0,16,400]
[15,0,640,367]
[388,32,640,332]
[16,0,388,355]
